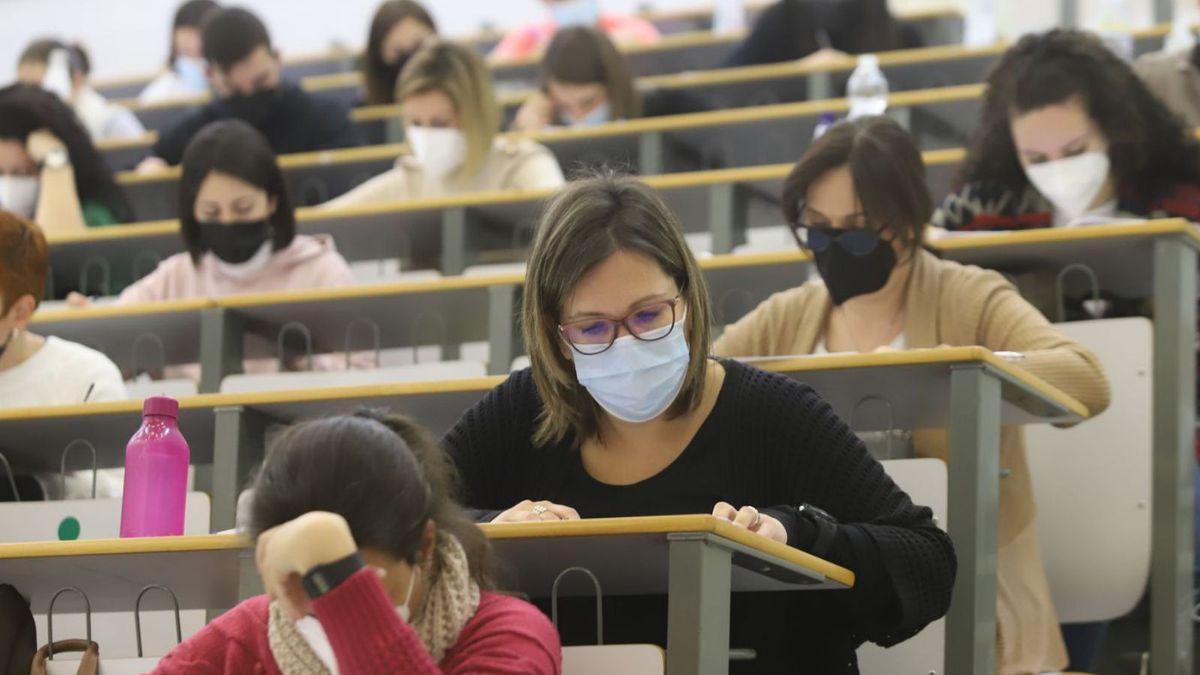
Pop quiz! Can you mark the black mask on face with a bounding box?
[223,86,284,128]
[379,53,412,95]
[197,219,272,264]
[812,232,897,305]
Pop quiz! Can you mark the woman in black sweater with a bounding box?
[441,172,955,673]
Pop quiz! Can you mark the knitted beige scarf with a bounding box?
[267,533,481,673]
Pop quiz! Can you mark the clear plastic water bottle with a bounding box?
[42,49,74,102]
[964,0,998,47]
[120,396,190,537]
[1165,3,1199,54]
[847,54,889,120]
[1094,0,1134,61]
[813,112,838,140]
[713,0,746,35]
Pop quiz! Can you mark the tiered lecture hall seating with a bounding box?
[10,10,1197,675]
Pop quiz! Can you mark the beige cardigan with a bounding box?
[714,249,1111,541]
[1135,48,1200,128]
[714,250,1112,674]
[323,137,565,208]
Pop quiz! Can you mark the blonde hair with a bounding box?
[397,41,500,179]
[522,172,713,447]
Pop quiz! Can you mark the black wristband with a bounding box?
[796,504,839,559]
[302,551,365,599]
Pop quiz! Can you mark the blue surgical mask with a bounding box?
[549,0,600,28]
[573,318,690,423]
[174,56,208,92]
[565,101,611,127]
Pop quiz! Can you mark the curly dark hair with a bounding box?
[958,29,1200,204]
[0,84,133,223]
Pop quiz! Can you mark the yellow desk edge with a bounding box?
[481,514,855,587]
[753,346,1089,420]
[115,82,983,185]
[32,298,215,325]
[0,347,1079,423]
[931,218,1200,252]
[0,533,246,559]
[0,517,853,587]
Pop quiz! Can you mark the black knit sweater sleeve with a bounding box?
[740,366,956,646]
[441,370,543,522]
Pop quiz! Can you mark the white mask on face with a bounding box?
[210,240,273,280]
[406,126,468,181]
[292,563,420,675]
[1024,151,1111,224]
[0,176,40,218]
[174,56,209,92]
[572,317,690,424]
[564,101,611,127]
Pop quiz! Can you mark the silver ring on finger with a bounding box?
[531,503,549,517]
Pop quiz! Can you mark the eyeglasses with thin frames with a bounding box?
[558,295,682,356]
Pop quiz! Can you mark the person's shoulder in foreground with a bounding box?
[152,585,561,674]
[0,336,126,407]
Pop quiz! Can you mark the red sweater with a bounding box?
[153,568,561,674]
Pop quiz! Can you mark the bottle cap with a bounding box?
[142,396,179,418]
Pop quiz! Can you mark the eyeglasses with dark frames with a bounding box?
[558,295,682,355]
[791,200,887,256]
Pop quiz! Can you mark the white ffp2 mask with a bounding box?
[1024,151,1111,225]
[406,126,468,181]
[0,176,40,218]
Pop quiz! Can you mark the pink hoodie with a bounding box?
[489,13,661,61]
[118,234,353,304]
[118,234,362,379]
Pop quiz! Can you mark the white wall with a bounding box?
[0,0,1186,86]
[0,0,716,84]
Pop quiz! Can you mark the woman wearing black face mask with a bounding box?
[714,116,1112,675]
[362,1,437,106]
[69,121,357,375]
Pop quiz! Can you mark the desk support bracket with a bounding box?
[487,284,523,375]
[639,131,665,175]
[1150,235,1196,675]
[209,406,274,532]
[945,364,1001,675]
[667,536,732,675]
[707,183,749,255]
[199,308,244,394]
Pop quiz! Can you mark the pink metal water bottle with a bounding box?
[120,396,190,537]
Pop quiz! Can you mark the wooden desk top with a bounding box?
[114,82,980,187]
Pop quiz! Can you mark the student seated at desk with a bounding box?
[510,27,711,132]
[324,42,564,208]
[362,0,438,106]
[934,30,1200,231]
[137,7,362,172]
[155,411,561,674]
[715,116,1111,675]
[489,0,660,62]
[139,0,222,104]
[0,84,133,232]
[17,39,147,142]
[0,212,125,409]
[724,0,921,68]
[71,121,356,375]
[442,172,955,674]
